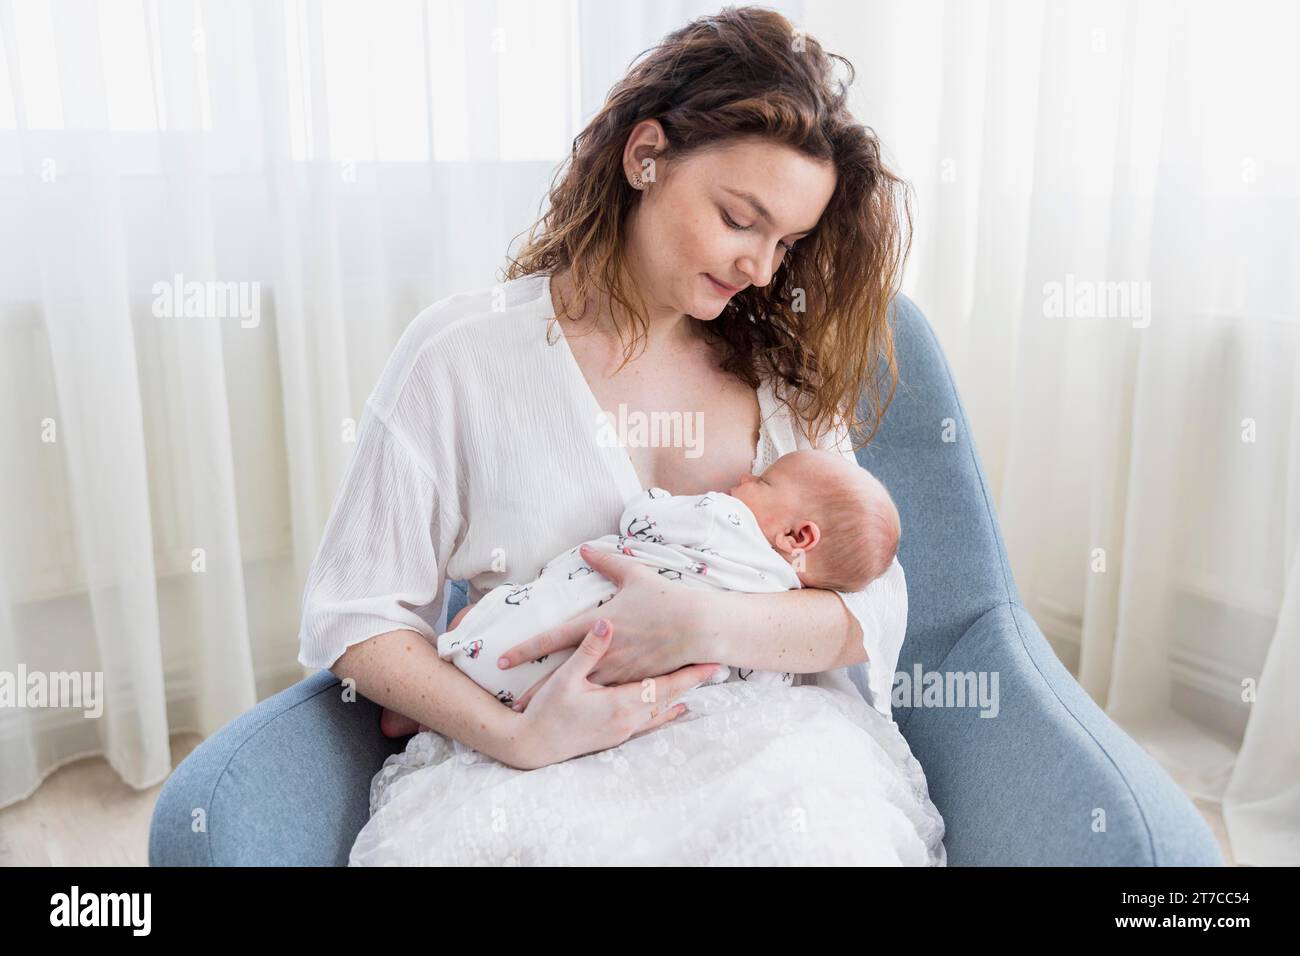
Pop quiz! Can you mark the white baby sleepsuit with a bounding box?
[437,486,801,705]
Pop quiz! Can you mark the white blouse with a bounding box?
[296,271,908,719]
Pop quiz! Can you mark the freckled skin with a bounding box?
[379,603,477,737]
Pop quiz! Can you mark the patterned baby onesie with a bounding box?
[437,486,803,706]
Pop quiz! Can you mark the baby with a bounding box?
[380,448,900,734]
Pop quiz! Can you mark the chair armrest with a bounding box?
[148,670,404,866]
[899,602,1224,866]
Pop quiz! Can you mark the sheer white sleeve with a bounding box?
[296,402,453,671]
[810,407,909,719]
[832,557,908,718]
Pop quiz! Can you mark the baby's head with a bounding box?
[727,449,900,591]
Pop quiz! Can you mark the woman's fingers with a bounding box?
[622,661,717,741]
[497,611,594,670]
[551,618,614,684]
[576,544,635,584]
[510,670,554,712]
[624,661,723,719]
[627,701,688,740]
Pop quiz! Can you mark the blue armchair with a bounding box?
[149,295,1223,866]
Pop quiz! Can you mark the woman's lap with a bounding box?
[349,682,946,866]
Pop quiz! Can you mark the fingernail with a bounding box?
[593,618,609,637]
[497,656,509,669]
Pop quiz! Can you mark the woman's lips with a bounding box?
[706,273,741,294]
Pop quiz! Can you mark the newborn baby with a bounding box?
[429,448,902,710]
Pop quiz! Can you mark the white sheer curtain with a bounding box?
[1,0,1295,866]
[805,0,1298,864]
[0,0,709,808]
[0,0,796,809]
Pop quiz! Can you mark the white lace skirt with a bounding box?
[349,672,946,866]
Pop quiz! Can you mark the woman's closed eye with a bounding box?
[721,208,796,252]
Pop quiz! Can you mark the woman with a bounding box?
[298,7,945,865]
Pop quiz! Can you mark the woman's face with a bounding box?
[623,130,837,321]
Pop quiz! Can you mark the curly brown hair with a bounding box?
[502,5,913,450]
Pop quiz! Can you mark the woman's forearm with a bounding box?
[693,587,868,675]
[331,628,532,767]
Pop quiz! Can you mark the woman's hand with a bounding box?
[512,617,721,770]
[497,545,713,688]
[509,670,554,713]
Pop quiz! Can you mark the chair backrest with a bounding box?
[850,295,1022,705]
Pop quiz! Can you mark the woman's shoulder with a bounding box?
[369,272,551,417]
[392,272,550,369]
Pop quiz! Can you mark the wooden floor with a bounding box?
[0,733,1240,866]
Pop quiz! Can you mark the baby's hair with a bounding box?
[806,467,900,592]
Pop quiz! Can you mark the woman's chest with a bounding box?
[569,333,763,497]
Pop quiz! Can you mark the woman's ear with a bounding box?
[623,119,668,186]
